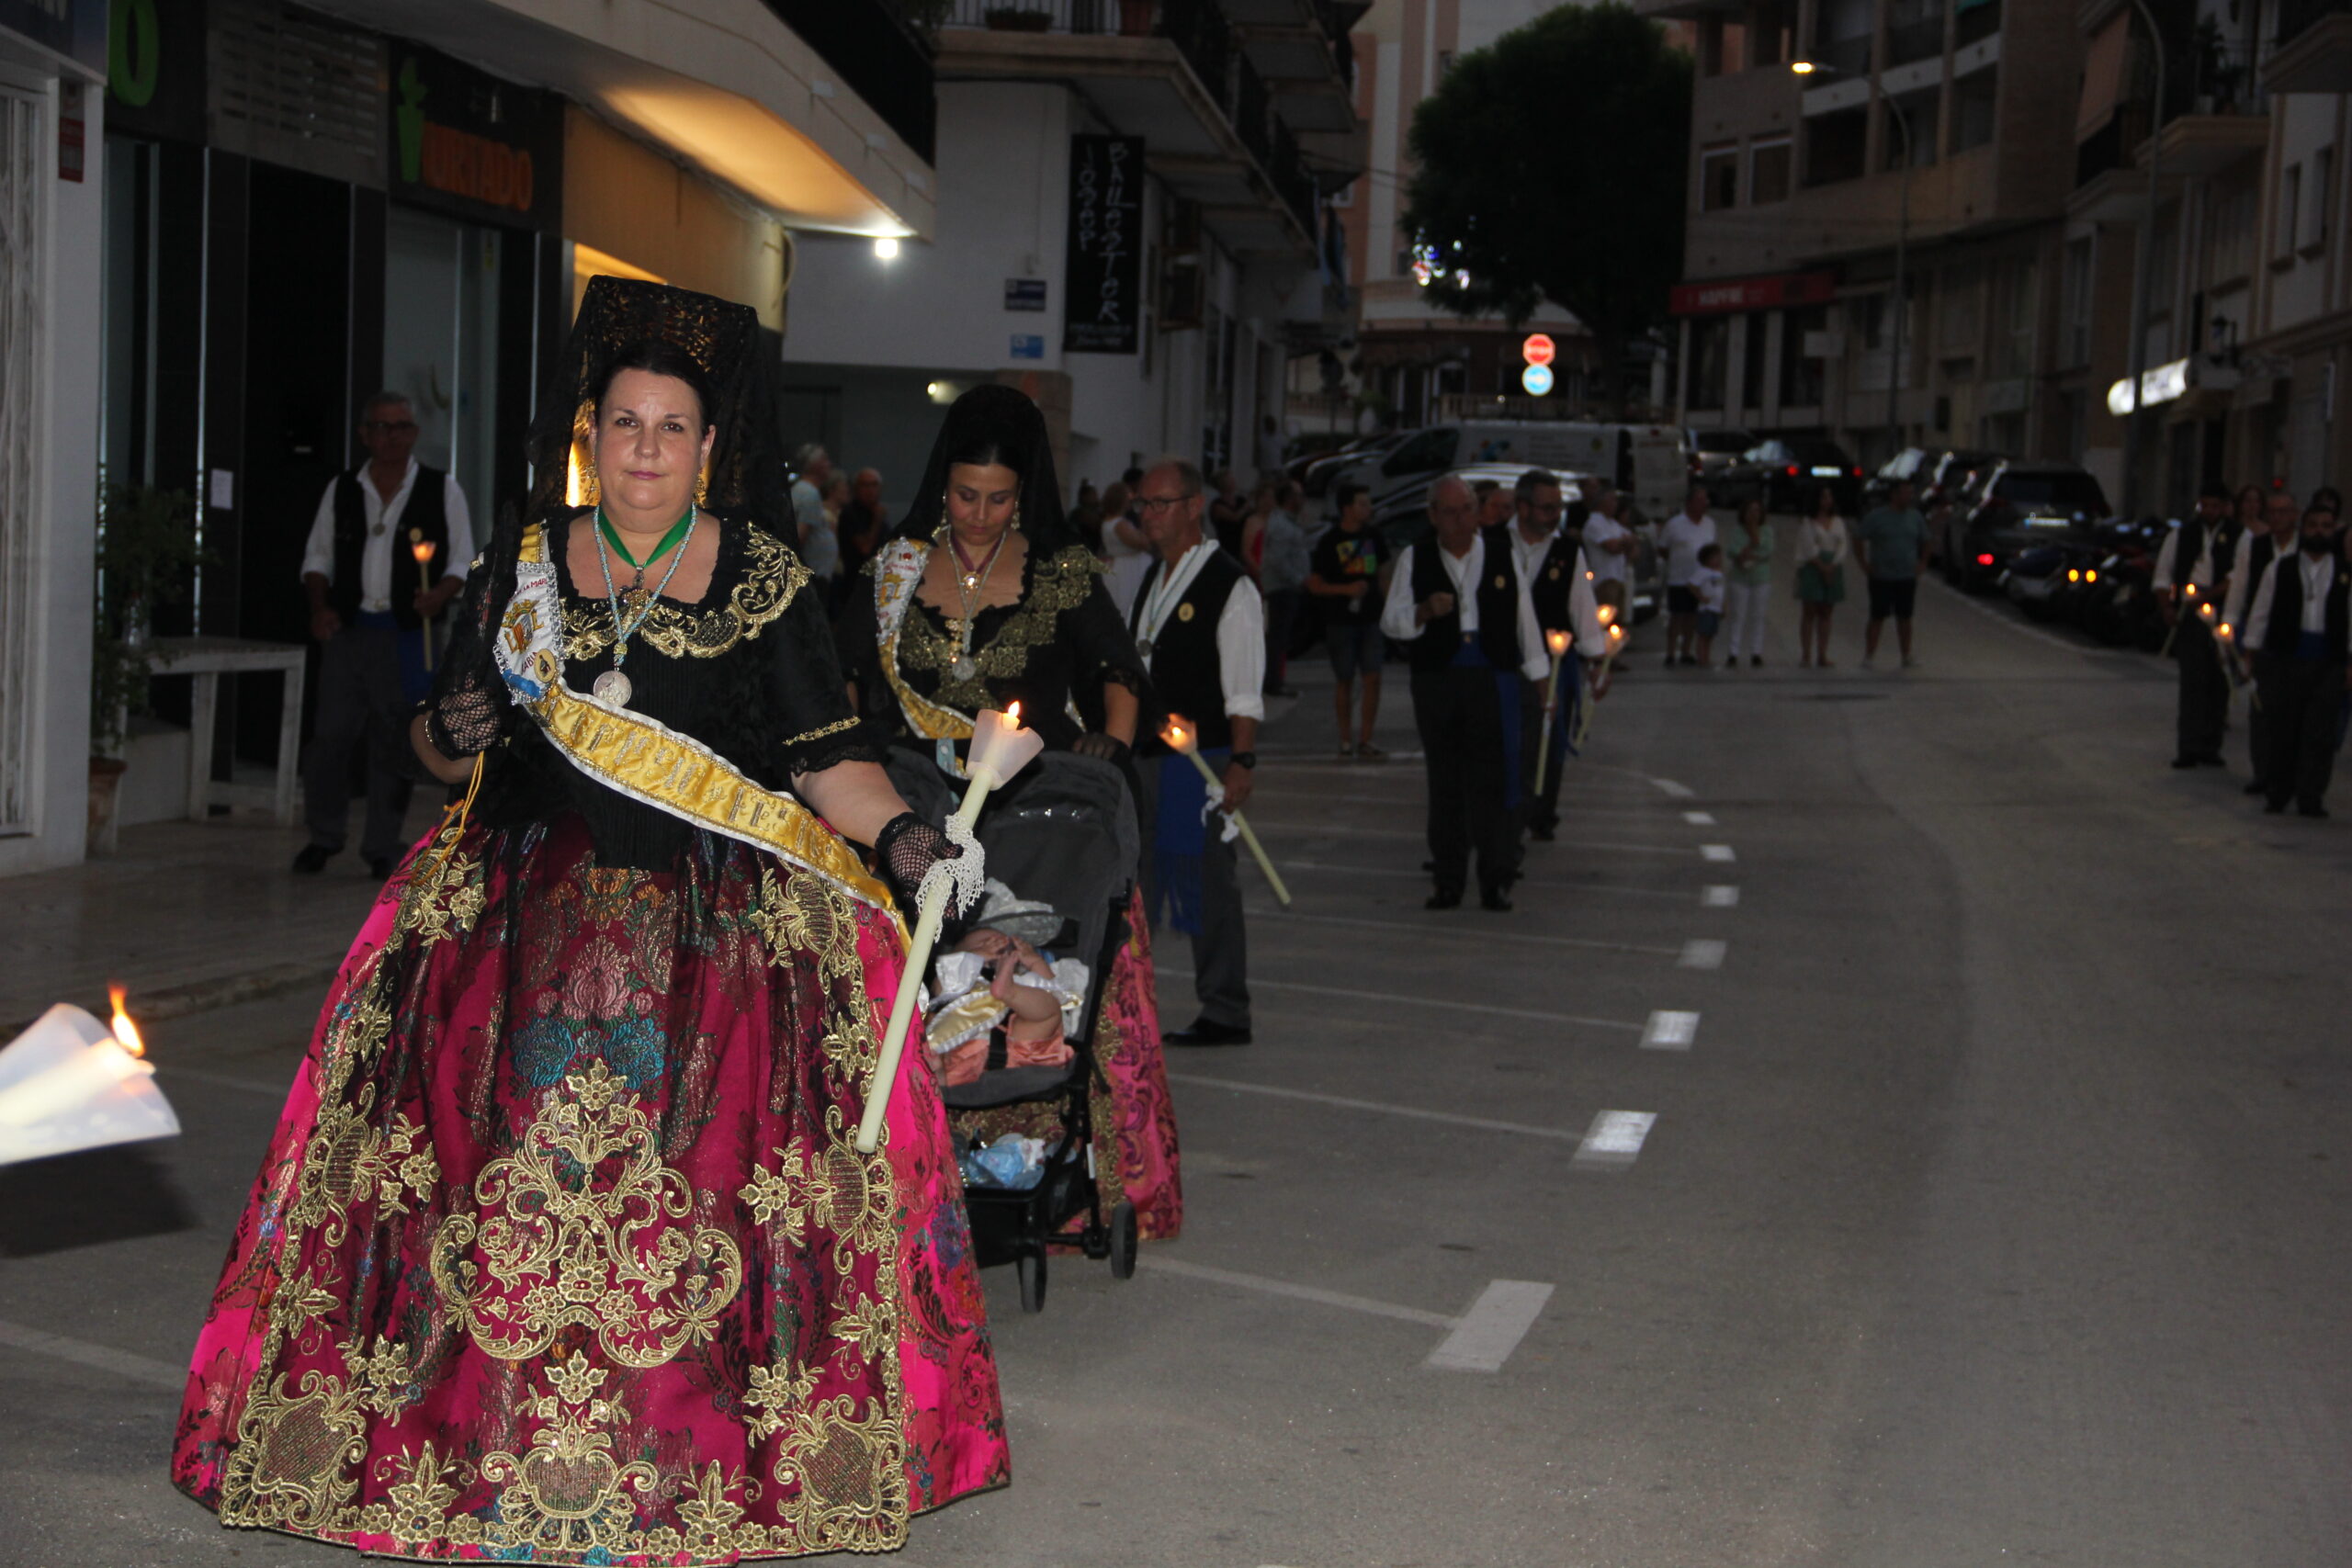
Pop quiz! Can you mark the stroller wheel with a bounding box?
[1016,1249,1047,1314]
[1108,1201,1138,1280]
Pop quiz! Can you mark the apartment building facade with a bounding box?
[1649,0,2081,470]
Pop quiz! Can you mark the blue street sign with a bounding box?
[1521,363,1555,396]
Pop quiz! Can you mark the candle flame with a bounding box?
[1159,716,1192,750]
[108,984,144,1058]
[1608,623,1625,641]
[1005,700,1023,728]
[1546,629,1572,655]
[2184,583,2198,598]
[411,540,435,567]
[2220,622,2233,638]
[1596,604,1616,626]
[2199,602,2216,621]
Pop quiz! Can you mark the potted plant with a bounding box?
[984,5,1055,29]
[88,481,203,854]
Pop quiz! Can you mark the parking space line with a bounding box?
[1148,1258,1456,1329]
[1652,778,1696,797]
[1678,939,1726,970]
[1157,966,1645,1032]
[1642,1010,1701,1049]
[1272,860,1695,898]
[0,1318,183,1391]
[1426,1280,1555,1373]
[1253,909,1681,957]
[1701,843,1737,863]
[1682,810,1717,825]
[1167,1072,1584,1141]
[1572,1110,1657,1170]
[1250,820,1702,854]
[1702,885,1740,908]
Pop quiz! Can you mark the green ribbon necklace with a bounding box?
[596,506,696,570]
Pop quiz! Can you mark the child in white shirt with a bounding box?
[1691,544,1727,668]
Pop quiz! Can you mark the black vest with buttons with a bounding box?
[329,465,449,629]
[1132,546,1248,755]
[2259,552,2352,658]
[1408,525,1523,674]
[1528,532,1586,634]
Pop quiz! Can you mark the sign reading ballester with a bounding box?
[1065,134,1144,355]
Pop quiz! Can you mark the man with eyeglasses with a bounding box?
[293,391,474,879]
[1129,457,1264,1046]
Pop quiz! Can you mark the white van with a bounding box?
[1345,421,1687,524]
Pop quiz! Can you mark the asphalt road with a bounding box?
[5,561,2350,1566]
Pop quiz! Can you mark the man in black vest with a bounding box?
[2243,502,2350,818]
[2223,489,2302,794]
[1382,475,1552,909]
[294,392,475,877]
[1510,468,1607,844]
[2155,481,2238,769]
[1129,457,1264,1046]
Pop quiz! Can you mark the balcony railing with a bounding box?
[767,0,936,163]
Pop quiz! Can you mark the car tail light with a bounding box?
[1974,552,1996,566]
[1784,464,1799,478]
[1850,467,1862,478]
[2086,570,2099,582]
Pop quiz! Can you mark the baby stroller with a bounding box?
[887,747,1143,1313]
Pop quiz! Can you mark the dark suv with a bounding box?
[1715,437,1863,513]
[1943,462,2111,592]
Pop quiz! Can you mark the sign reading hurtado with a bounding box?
[389,43,562,232]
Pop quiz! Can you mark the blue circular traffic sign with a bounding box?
[1521,363,1555,396]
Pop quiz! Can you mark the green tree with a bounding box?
[1400,3,1691,413]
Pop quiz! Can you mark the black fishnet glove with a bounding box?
[1071,731,1131,765]
[874,811,982,918]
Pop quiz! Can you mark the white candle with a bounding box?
[1160,715,1292,907]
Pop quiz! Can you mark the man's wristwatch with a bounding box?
[1229,750,1258,770]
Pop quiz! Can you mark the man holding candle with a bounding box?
[1382,475,1551,910]
[2224,489,2304,794]
[293,390,474,880]
[2244,502,2352,818]
[1511,468,1607,846]
[2157,482,2239,770]
[1129,457,1264,1046]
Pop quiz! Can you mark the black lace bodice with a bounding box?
[424,514,885,868]
[832,540,1146,750]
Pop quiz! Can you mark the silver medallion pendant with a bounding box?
[593,669,633,707]
[950,655,979,682]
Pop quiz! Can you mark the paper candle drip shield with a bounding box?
[0,994,180,1166]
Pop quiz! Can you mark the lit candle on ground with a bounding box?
[0,987,178,1164]
[1536,628,1572,796]
[856,705,1046,1154]
[1161,716,1292,907]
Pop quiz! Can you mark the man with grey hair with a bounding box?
[292,390,474,879]
[791,442,838,580]
[1381,474,1550,909]
[1129,455,1264,1045]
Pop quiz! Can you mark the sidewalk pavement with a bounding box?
[0,799,445,1037]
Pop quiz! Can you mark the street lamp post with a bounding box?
[1793,59,1914,462]
[2119,0,2167,521]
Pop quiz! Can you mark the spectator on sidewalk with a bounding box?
[1306,480,1389,760]
[1855,478,1930,670]
[1382,475,1550,911]
[1477,479,1515,530]
[2225,488,2303,795]
[1660,483,1717,667]
[1100,474,1154,617]
[1723,499,1776,669]
[1259,480,1312,697]
[792,442,839,581]
[838,465,889,585]
[1794,487,1849,669]
[294,391,474,879]
[1208,468,1250,555]
[2156,480,2239,769]
[1580,482,1635,622]
[1129,457,1264,1044]
[2245,502,2350,818]
[1691,544,1727,669]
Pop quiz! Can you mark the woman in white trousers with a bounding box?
[1723,498,1777,668]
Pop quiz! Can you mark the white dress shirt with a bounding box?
[300,457,476,613]
[2222,528,2290,634]
[1380,536,1551,680]
[1133,541,1266,721]
[1580,513,1632,584]
[2153,520,2221,594]
[1510,525,1607,658]
[2245,548,2341,646]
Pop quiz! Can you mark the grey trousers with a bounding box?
[1136,757,1251,1028]
[304,621,415,861]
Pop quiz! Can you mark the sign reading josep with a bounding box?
[1065,134,1144,355]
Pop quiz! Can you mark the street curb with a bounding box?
[3,958,342,1043]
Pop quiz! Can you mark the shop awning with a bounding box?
[305,0,935,240]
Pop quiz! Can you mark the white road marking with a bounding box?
[1148,1258,1455,1328]
[0,1318,184,1391]
[1250,820,1702,854]
[1643,1010,1701,1050]
[1682,810,1717,825]
[1701,843,1737,863]
[1702,885,1740,908]
[1273,860,1691,898]
[1678,939,1726,970]
[1156,966,1645,1032]
[1573,1110,1657,1169]
[1167,1072,1583,1141]
[1653,777,1696,797]
[1426,1280,1555,1373]
[1256,908,1680,957]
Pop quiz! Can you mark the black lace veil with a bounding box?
[424,276,784,759]
[892,384,1078,555]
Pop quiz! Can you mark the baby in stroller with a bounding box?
[923,882,1089,1089]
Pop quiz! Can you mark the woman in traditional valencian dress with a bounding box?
[172,279,1008,1563]
[832,386,1182,1241]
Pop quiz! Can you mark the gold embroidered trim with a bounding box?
[893,543,1097,715]
[559,524,808,660]
[789,714,861,747]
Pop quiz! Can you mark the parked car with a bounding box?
[1686,426,1757,481]
[1302,431,1407,497]
[1348,420,1688,525]
[1368,464,1661,623]
[1942,461,2111,592]
[1861,446,1935,511]
[1713,437,1864,513]
[1922,447,2001,509]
